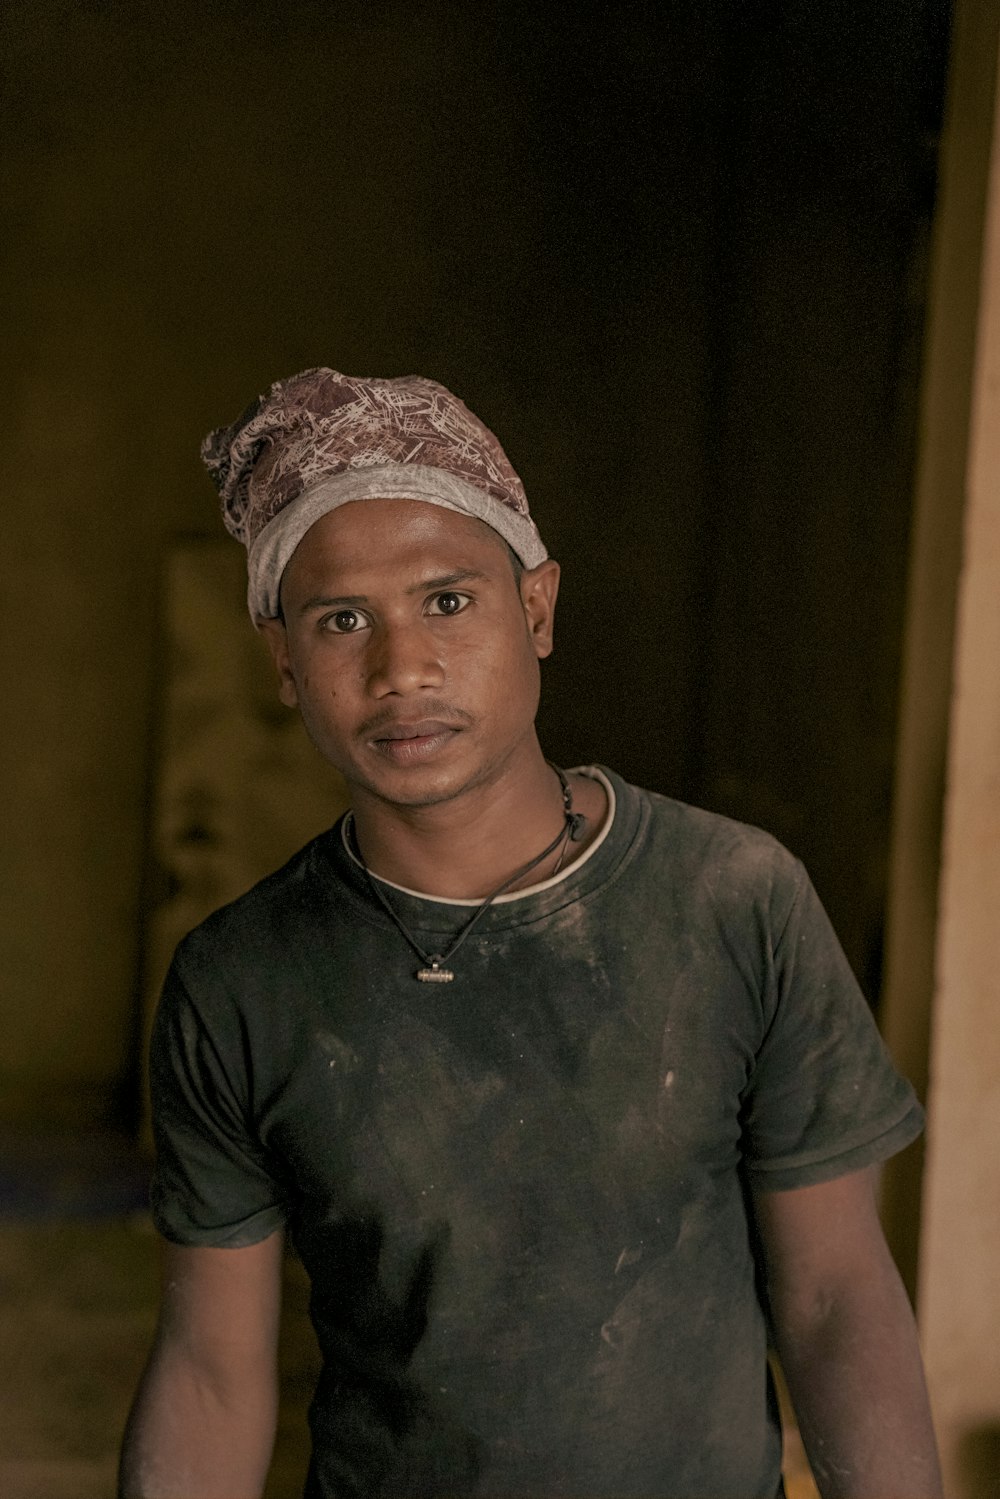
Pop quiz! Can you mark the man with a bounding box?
[120,368,942,1498]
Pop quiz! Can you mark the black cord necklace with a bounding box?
[347,764,587,983]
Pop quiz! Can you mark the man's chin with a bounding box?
[322,728,526,813]
[346,751,478,811]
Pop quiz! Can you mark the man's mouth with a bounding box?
[368,719,462,765]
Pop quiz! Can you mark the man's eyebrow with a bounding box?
[296,593,369,615]
[405,569,488,594]
[295,570,489,617]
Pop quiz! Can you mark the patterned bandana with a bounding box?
[201,367,547,618]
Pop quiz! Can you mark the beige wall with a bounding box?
[880,0,1000,1289]
[918,25,1000,1492]
[880,4,1000,1493]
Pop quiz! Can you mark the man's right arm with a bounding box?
[119,1230,285,1499]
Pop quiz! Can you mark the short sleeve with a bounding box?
[742,860,923,1191]
[149,961,289,1246]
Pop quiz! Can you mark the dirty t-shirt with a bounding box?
[150,768,923,1499]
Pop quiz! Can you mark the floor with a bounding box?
[0,1130,819,1499]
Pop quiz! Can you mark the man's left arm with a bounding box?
[754,1166,942,1499]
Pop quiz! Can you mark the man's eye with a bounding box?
[428,592,470,616]
[322,609,369,634]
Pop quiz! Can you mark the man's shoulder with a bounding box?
[612,772,806,921]
[173,824,339,969]
[626,775,800,873]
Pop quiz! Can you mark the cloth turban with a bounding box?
[201,367,547,619]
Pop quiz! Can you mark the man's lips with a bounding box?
[372,719,461,742]
[366,719,464,764]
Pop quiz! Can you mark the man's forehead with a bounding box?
[285,497,513,588]
[302,496,508,555]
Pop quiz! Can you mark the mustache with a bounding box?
[356,702,474,738]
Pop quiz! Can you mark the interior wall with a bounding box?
[915,19,1000,1494]
[879,0,1000,1296]
[1,2,950,1126]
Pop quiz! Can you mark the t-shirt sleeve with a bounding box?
[742,856,923,1191]
[149,960,289,1247]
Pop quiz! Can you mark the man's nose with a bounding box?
[367,620,445,695]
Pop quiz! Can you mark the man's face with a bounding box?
[259,498,560,810]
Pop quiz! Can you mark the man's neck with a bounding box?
[347,744,606,900]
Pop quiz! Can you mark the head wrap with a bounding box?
[201,367,547,618]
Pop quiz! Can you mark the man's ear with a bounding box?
[256,616,299,708]
[520,558,560,660]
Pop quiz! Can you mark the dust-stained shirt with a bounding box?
[150,768,923,1499]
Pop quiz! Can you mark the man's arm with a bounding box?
[754,1166,942,1499]
[119,1229,285,1499]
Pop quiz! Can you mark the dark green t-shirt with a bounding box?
[150,769,922,1499]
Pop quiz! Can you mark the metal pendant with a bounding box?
[416,960,454,983]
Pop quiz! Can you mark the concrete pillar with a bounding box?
[881,5,1000,1494]
[918,29,1000,1493]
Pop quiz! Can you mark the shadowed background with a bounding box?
[2,0,950,1124]
[5,2,1000,1497]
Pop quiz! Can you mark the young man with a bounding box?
[120,369,942,1499]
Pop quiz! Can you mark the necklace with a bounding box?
[346,764,587,982]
